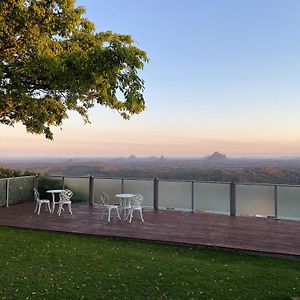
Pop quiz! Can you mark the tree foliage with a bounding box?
[0,166,36,178]
[0,0,149,139]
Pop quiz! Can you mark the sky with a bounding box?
[1,0,300,158]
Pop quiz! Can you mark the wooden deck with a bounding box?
[0,202,300,257]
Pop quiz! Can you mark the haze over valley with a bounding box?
[2,152,300,184]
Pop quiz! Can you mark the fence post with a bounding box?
[274,185,278,219]
[230,181,236,216]
[121,178,124,193]
[154,178,159,211]
[6,179,9,207]
[191,181,195,212]
[33,175,38,190]
[89,176,94,205]
[62,176,65,189]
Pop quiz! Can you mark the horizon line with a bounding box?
[1,154,300,160]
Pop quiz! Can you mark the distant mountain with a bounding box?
[128,155,137,160]
[205,151,228,161]
[148,156,158,160]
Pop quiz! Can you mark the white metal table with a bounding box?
[115,193,135,220]
[46,189,65,213]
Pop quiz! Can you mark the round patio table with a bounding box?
[46,189,65,213]
[115,193,135,220]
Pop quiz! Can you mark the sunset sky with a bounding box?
[1,0,300,158]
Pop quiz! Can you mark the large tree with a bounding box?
[0,0,148,139]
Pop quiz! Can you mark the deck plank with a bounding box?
[0,202,300,257]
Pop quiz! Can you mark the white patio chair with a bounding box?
[127,194,144,223]
[100,192,121,222]
[33,188,51,215]
[57,189,73,216]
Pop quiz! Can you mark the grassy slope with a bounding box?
[0,226,300,300]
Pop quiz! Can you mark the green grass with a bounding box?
[0,227,300,299]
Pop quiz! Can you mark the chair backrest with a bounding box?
[100,192,110,205]
[33,188,40,201]
[131,194,143,207]
[59,189,73,202]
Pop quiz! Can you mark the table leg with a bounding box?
[51,193,55,213]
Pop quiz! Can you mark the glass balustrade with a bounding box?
[159,181,191,210]
[278,186,300,220]
[94,178,122,204]
[123,179,153,207]
[194,182,230,214]
[2,175,300,221]
[64,177,89,202]
[0,179,7,207]
[38,176,64,199]
[236,184,274,217]
[8,177,34,205]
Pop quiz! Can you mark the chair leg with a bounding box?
[37,203,41,215]
[108,207,111,222]
[47,202,51,213]
[129,209,133,223]
[34,202,38,213]
[58,203,62,216]
[116,207,121,220]
[52,202,55,213]
[139,208,144,222]
[68,203,72,215]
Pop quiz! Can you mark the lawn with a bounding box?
[0,227,299,300]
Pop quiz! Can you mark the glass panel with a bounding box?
[0,179,7,207]
[236,185,274,217]
[159,181,191,210]
[94,179,122,204]
[194,183,230,214]
[123,180,153,207]
[38,176,63,199]
[8,177,34,205]
[64,177,89,203]
[278,186,300,220]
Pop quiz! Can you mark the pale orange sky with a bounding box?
[1,107,300,158]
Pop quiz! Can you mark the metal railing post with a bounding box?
[274,185,278,219]
[33,175,38,202]
[62,176,65,189]
[154,178,159,211]
[191,181,195,212]
[6,178,9,207]
[230,181,236,216]
[121,178,124,193]
[33,175,38,190]
[89,176,94,205]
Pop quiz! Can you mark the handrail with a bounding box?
[236,182,300,188]
[38,175,232,184]
[0,175,36,181]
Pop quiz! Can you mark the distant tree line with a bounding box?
[0,167,36,179]
[3,160,300,184]
[40,162,300,184]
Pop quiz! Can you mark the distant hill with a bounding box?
[205,151,228,161]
